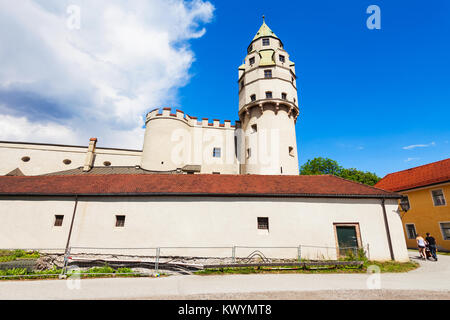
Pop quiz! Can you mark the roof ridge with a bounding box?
[326,174,391,193]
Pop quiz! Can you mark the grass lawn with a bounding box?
[195,260,419,275]
[0,250,40,262]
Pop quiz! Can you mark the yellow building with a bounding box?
[376,158,450,252]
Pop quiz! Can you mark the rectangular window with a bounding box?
[405,224,417,239]
[54,215,64,227]
[212,172,221,174]
[213,147,221,158]
[288,146,294,157]
[240,81,244,90]
[281,93,287,100]
[258,217,269,230]
[264,69,272,78]
[265,91,272,99]
[249,57,255,65]
[250,94,256,101]
[251,124,257,133]
[440,222,450,240]
[334,223,361,257]
[262,38,270,46]
[115,215,126,227]
[432,189,446,206]
[279,55,285,62]
[247,148,251,159]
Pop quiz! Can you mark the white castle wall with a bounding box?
[0,141,141,176]
[0,196,409,262]
[141,108,240,174]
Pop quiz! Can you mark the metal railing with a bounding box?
[0,244,370,279]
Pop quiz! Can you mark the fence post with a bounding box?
[297,245,301,262]
[60,246,71,278]
[232,246,236,263]
[155,247,160,274]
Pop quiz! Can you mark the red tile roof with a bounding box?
[0,174,398,198]
[375,158,450,192]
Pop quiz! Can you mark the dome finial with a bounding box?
[262,15,265,23]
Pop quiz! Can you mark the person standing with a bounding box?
[425,232,438,261]
[416,234,428,260]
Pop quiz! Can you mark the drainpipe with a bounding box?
[65,195,79,254]
[381,198,395,261]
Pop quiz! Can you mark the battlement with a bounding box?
[146,108,238,129]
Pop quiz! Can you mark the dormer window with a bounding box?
[265,91,272,99]
[262,38,270,46]
[279,55,285,63]
[264,69,272,78]
[249,57,255,65]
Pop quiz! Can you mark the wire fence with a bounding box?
[0,244,370,279]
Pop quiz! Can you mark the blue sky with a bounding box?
[0,0,448,177]
[176,0,450,177]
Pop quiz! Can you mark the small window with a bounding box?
[440,222,450,240]
[405,224,417,239]
[281,93,287,100]
[240,81,244,90]
[288,146,294,157]
[265,91,272,99]
[250,94,256,102]
[115,215,126,227]
[63,159,72,165]
[251,124,257,133]
[249,57,255,65]
[279,41,283,48]
[264,70,272,78]
[258,217,269,230]
[54,215,64,227]
[212,172,221,175]
[431,189,446,206]
[246,148,251,159]
[279,55,285,63]
[262,38,270,46]
[104,161,112,167]
[213,147,221,158]
[21,156,30,162]
[247,44,253,53]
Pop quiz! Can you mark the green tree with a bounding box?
[300,157,381,186]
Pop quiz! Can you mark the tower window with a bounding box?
[54,215,64,227]
[264,70,272,78]
[262,38,270,46]
[279,55,285,63]
[240,81,244,90]
[251,124,257,133]
[213,147,221,158]
[258,217,269,230]
[21,156,31,162]
[250,94,256,102]
[104,161,112,167]
[247,148,251,159]
[265,91,272,99]
[281,93,287,100]
[247,44,253,53]
[115,215,126,227]
[289,146,294,157]
[249,57,255,65]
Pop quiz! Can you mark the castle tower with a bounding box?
[238,18,300,175]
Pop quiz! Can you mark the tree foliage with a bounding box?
[300,157,381,186]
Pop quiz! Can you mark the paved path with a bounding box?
[0,252,449,300]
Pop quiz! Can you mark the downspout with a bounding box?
[65,195,78,254]
[381,198,395,261]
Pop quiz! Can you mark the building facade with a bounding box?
[375,158,450,252]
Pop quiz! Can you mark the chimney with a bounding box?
[83,138,97,172]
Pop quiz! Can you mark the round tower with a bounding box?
[238,17,300,175]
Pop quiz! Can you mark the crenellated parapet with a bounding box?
[145,107,238,129]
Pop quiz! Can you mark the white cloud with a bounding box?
[402,142,436,150]
[405,157,420,162]
[0,0,214,149]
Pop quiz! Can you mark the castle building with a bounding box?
[0,20,410,262]
[0,19,300,177]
